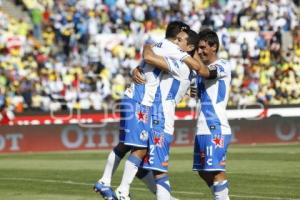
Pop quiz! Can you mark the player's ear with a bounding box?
[211,44,217,53]
[187,44,195,52]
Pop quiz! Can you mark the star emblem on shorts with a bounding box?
[212,135,224,148]
[154,136,161,145]
[154,135,164,147]
[137,111,145,121]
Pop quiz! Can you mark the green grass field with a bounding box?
[0,144,300,200]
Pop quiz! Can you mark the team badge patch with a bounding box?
[139,130,149,141]
[212,135,224,148]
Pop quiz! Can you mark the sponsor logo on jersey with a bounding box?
[139,130,149,141]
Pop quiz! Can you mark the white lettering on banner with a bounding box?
[61,126,119,149]
[0,133,23,151]
[6,134,23,151]
[85,129,96,148]
[97,129,109,147]
[61,126,84,148]
[0,135,5,150]
[174,127,192,144]
[96,129,119,147]
[275,121,297,141]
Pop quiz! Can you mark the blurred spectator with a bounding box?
[0,0,299,113]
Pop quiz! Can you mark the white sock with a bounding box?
[99,150,121,186]
[117,155,142,196]
[156,176,171,200]
[136,169,156,194]
[211,180,230,200]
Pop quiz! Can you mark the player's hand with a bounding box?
[132,67,146,84]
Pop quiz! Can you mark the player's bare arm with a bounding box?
[191,51,210,78]
[143,42,211,78]
[142,44,170,71]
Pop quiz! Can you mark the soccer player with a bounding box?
[115,29,209,200]
[94,21,201,200]
[193,29,232,200]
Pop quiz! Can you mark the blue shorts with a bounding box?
[193,134,231,171]
[121,97,152,148]
[142,128,173,173]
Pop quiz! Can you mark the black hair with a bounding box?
[186,29,199,55]
[187,29,199,47]
[198,28,219,53]
[165,21,190,39]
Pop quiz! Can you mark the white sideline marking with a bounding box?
[0,177,299,200]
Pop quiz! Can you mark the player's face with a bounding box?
[198,40,216,64]
[174,31,190,52]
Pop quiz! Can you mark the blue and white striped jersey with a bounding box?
[153,57,194,135]
[196,59,232,135]
[124,39,189,106]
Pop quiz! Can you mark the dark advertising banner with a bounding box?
[0,117,299,153]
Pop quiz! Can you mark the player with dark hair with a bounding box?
[193,28,232,200]
[118,27,214,199]
[93,21,203,200]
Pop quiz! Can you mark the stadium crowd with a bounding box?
[0,0,299,113]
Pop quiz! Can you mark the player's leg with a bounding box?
[115,100,152,199]
[198,171,229,200]
[94,97,132,199]
[97,142,131,186]
[153,171,172,200]
[193,134,231,200]
[143,129,174,200]
[94,143,130,200]
[136,168,157,194]
[116,147,147,198]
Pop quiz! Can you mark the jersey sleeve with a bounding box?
[207,63,228,79]
[168,50,190,62]
[164,57,187,78]
[154,40,190,61]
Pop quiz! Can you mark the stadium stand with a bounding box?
[0,0,299,113]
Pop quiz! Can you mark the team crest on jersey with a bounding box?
[212,135,224,148]
[139,130,149,141]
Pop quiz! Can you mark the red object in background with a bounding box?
[0,117,299,153]
[0,110,10,125]
[0,109,14,125]
[6,36,22,49]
